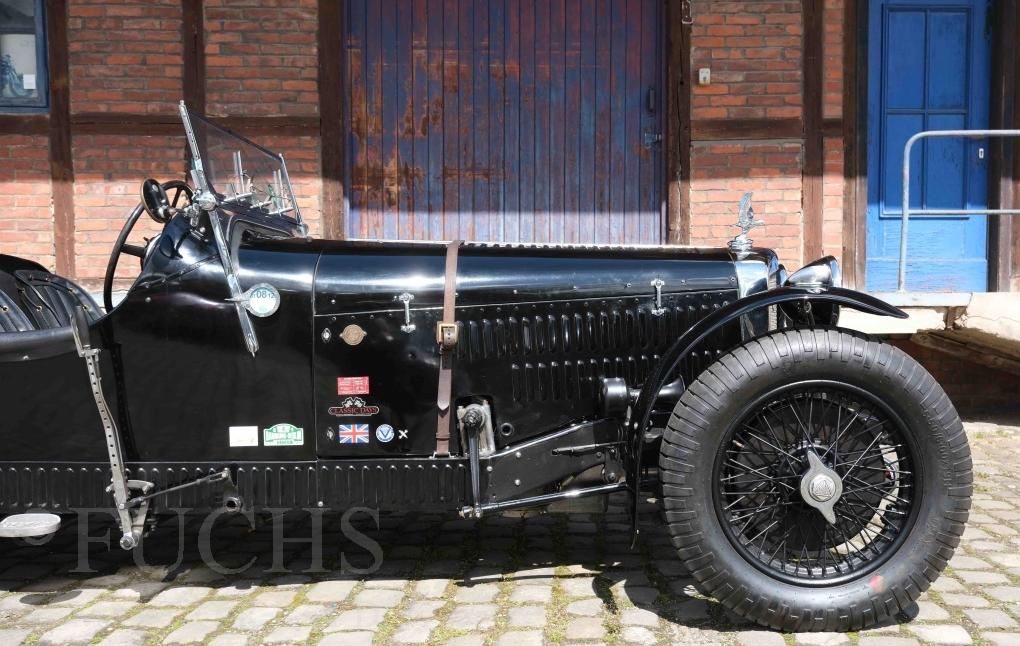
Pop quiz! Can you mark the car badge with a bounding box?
[375,424,395,443]
[340,324,367,346]
[230,283,281,318]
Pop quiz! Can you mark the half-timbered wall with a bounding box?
[2,0,1020,293]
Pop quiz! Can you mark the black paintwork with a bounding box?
[311,241,738,457]
[0,205,898,514]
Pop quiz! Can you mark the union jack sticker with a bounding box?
[337,424,369,444]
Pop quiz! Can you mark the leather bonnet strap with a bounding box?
[435,240,463,456]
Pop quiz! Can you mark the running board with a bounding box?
[0,513,60,538]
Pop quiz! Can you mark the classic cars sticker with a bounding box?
[337,376,370,396]
[340,324,367,346]
[337,424,369,444]
[328,396,380,417]
[375,424,394,443]
[228,425,259,447]
[263,423,304,446]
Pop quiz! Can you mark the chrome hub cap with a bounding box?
[808,474,837,502]
[799,451,843,524]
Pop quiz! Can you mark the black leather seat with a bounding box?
[13,270,102,330]
[0,290,34,333]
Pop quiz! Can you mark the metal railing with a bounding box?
[898,129,1020,291]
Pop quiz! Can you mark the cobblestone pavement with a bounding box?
[0,419,1017,645]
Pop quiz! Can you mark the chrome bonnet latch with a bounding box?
[397,292,416,333]
[650,278,666,317]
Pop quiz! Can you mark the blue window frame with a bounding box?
[0,0,48,112]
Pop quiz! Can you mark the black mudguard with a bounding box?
[626,285,907,539]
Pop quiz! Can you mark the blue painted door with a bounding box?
[866,0,990,292]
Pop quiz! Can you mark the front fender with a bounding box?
[632,285,904,428]
[625,285,906,537]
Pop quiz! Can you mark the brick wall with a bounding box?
[690,1,803,121]
[822,137,844,260]
[4,0,854,285]
[0,135,53,268]
[823,0,844,121]
[821,0,845,262]
[258,135,323,237]
[685,0,813,271]
[689,141,804,267]
[67,0,183,115]
[71,134,187,287]
[9,0,325,288]
[204,0,318,117]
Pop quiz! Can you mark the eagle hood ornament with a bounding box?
[728,191,764,255]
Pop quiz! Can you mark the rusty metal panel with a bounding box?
[343,0,663,243]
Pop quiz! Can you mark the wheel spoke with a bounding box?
[723,460,798,491]
[715,383,917,584]
[759,414,802,474]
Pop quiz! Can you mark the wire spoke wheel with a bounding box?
[713,382,919,585]
[660,330,970,631]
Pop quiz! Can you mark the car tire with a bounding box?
[658,328,972,632]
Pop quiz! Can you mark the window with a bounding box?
[0,0,47,112]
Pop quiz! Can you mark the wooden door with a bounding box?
[343,0,663,244]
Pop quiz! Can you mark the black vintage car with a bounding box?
[0,104,970,632]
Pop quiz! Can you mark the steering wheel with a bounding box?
[103,179,194,313]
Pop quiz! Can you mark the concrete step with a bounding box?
[840,292,1020,375]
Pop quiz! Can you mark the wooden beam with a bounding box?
[181,0,204,175]
[213,116,321,136]
[70,114,181,135]
[842,0,868,290]
[69,113,320,137]
[801,0,824,263]
[46,0,74,277]
[666,0,691,244]
[0,114,48,136]
[692,118,801,141]
[181,0,206,114]
[989,0,1015,292]
[318,0,345,240]
[690,117,841,142]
